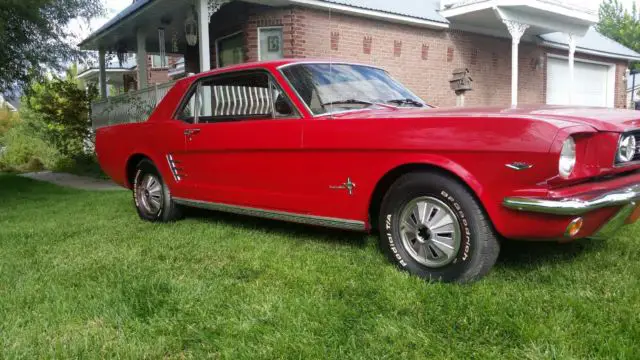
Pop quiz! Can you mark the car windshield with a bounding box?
[281,63,427,115]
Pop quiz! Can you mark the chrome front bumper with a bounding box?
[503,183,640,216]
[504,183,640,239]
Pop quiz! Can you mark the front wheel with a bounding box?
[133,159,182,222]
[378,171,500,283]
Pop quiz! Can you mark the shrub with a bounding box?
[0,120,60,172]
[0,107,20,140]
[24,74,97,157]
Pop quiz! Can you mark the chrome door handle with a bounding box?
[184,128,201,136]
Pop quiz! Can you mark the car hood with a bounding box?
[327,104,640,132]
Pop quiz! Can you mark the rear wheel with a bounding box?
[133,159,182,222]
[378,171,500,283]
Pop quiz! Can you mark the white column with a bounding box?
[503,20,529,106]
[98,48,107,99]
[197,0,211,72]
[197,0,213,118]
[136,29,148,90]
[567,34,581,105]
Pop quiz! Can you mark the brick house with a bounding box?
[80,0,640,125]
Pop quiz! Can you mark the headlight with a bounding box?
[617,134,637,163]
[559,137,576,179]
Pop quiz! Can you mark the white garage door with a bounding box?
[546,57,614,108]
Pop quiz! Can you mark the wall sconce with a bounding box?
[534,54,545,70]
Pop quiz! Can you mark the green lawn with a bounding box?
[0,174,639,359]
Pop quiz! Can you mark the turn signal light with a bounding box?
[565,217,584,238]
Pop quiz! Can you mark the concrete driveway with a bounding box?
[20,171,125,191]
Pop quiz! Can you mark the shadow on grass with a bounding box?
[497,238,605,269]
[0,173,74,198]
[186,207,607,267]
[184,207,370,248]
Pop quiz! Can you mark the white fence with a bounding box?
[91,81,175,129]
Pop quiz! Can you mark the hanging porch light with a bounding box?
[185,5,198,47]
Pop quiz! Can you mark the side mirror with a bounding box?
[275,95,294,116]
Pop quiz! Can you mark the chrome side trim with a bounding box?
[503,183,640,216]
[173,197,366,231]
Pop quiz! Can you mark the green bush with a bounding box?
[0,120,60,172]
[0,107,20,139]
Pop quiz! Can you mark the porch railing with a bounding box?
[91,81,176,129]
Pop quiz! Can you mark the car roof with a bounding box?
[180,59,385,83]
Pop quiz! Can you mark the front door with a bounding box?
[173,70,305,212]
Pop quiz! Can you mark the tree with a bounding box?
[598,0,640,68]
[23,67,98,157]
[0,0,103,94]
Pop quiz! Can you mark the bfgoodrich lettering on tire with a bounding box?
[378,171,500,283]
[133,159,182,222]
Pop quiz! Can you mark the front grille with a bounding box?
[633,132,640,162]
[616,131,640,165]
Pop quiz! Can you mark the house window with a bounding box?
[258,27,284,61]
[150,55,169,68]
[216,32,244,68]
[177,71,297,124]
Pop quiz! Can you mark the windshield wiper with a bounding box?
[322,99,375,107]
[387,98,425,107]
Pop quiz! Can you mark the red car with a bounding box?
[96,59,640,283]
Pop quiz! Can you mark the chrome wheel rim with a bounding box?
[399,196,462,268]
[137,174,163,215]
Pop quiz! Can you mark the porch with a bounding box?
[440,0,599,106]
[80,0,609,129]
[80,0,231,128]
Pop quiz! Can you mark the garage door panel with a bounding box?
[546,57,613,108]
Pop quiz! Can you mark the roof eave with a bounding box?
[540,40,640,62]
[289,0,449,29]
[78,0,155,50]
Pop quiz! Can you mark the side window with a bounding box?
[177,72,296,123]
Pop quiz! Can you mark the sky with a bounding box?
[68,0,131,43]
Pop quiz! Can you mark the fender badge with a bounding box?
[506,162,534,171]
[330,177,356,196]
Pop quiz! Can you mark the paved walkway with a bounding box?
[20,171,125,191]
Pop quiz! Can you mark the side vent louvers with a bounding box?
[166,154,183,181]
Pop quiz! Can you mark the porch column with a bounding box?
[503,20,529,106]
[197,0,211,72]
[98,48,107,99]
[136,29,148,90]
[567,34,581,105]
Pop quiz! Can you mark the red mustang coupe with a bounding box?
[96,59,640,282]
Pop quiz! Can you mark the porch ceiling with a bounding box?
[79,0,194,53]
[442,0,596,37]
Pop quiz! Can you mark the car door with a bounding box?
[172,70,306,212]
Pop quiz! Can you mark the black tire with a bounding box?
[378,171,500,283]
[133,159,183,222]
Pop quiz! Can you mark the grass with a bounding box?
[0,174,639,359]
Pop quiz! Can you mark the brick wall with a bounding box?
[184,3,629,108]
